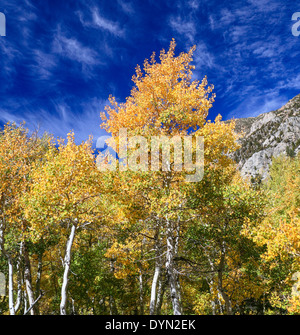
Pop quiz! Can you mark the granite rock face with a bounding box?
[232,93,300,180]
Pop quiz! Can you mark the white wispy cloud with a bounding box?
[246,0,281,13]
[0,97,109,144]
[92,10,125,37]
[0,40,22,76]
[209,8,235,31]
[31,49,57,80]
[169,16,197,44]
[193,42,216,70]
[187,0,200,10]
[77,6,125,38]
[52,30,99,66]
[117,0,135,15]
[276,74,300,91]
[226,92,289,120]
[203,0,300,119]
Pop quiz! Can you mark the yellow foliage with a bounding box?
[101,38,215,139]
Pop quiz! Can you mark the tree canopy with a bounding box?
[0,41,299,315]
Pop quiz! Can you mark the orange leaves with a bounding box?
[0,123,29,198]
[24,131,103,237]
[197,115,239,167]
[99,41,247,312]
[101,39,215,138]
[0,122,49,231]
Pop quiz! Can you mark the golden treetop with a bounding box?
[101,39,215,137]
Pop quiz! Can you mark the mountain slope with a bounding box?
[232,93,300,180]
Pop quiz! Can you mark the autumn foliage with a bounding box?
[0,40,299,315]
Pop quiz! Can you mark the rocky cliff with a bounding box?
[232,93,300,180]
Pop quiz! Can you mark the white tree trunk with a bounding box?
[24,291,44,315]
[217,241,232,315]
[138,269,144,315]
[23,242,35,315]
[14,245,23,313]
[165,219,182,315]
[60,224,76,315]
[155,273,166,315]
[150,263,160,315]
[150,236,161,315]
[8,257,15,315]
[0,221,15,314]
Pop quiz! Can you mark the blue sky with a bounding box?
[0,0,299,145]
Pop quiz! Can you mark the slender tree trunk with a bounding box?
[23,242,35,315]
[217,292,224,314]
[23,290,28,314]
[35,252,43,314]
[165,218,182,315]
[150,235,161,315]
[217,241,232,315]
[8,256,15,315]
[173,218,182,311]
[0,220,15,315]
[138,235,145,315]
[211,300,216,315]
[150,263,160,315]
[14,243,23,313]
[217,281,232,314]
[207,278,217,315]
[60,224,76,315]
[109,295,118,315]
[156,271,167,315]
[70,297,76,315]
[138,268,144,315]
[24,291,43,315]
